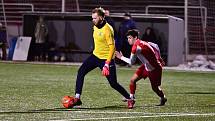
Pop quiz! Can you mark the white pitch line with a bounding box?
[49,112,215,121]
[51,110,215,115]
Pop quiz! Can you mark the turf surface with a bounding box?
[0,63,214,121]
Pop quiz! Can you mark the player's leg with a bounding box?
[103,60,130,99]
[129,74,142,100]
[121,73,141,102]
[129,64,148,100]
[155,86,167,106]
[101,60,135,108]
[74,54,99,105]
[148,66,167,106]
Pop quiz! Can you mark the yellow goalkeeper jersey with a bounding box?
[93,22,115,60]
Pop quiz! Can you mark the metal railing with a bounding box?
[0,2,34,41]
[0,3,34,12]
[145,5,208,59]
[145,5,207,28]
[61,0,80,12]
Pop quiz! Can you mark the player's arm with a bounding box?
[116,44,139,64]
[102,44,114,76]
[148,42,161,56]
[148,42,165,66]
[107,44,115,62]
[115,43,138,65]
[115,51,137,65]
[105,26,115,62]
[105,27,115,62]
[102,26,115,76]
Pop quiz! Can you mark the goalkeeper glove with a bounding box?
[102,61,110,76]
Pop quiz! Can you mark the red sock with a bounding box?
[130,82,136,95]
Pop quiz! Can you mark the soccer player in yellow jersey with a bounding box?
[72,7,134,109]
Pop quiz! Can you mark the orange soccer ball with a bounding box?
[61,96,74,108]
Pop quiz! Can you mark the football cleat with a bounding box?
[127,99,135,109]
[122,97,128,102]
[73,98,82,106]
[157,97,167,106]
[122,96,135,102]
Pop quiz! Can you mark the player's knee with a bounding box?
[77,67,87,77]
[151,85,159,92]
[109,82,118,89]
[109,82,116,88]
[77,68,83,75]
[130,79,135,85]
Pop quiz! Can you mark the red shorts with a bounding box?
[135,64,162,86]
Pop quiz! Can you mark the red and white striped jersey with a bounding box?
[121,39,162,71]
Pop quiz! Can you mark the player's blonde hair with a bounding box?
[92,7,105,17]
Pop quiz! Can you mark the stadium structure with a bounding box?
[0,0,215,65]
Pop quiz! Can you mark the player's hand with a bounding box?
[102,61,110,76]
[115,51,123,59]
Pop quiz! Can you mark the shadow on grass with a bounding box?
[0,105,143,114]
[174,92,215,95]
[1,104,214,114]
[184,92,215,94]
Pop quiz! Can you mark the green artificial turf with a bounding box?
[0,63,214,121]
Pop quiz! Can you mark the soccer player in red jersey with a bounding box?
[116,29,167,107]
